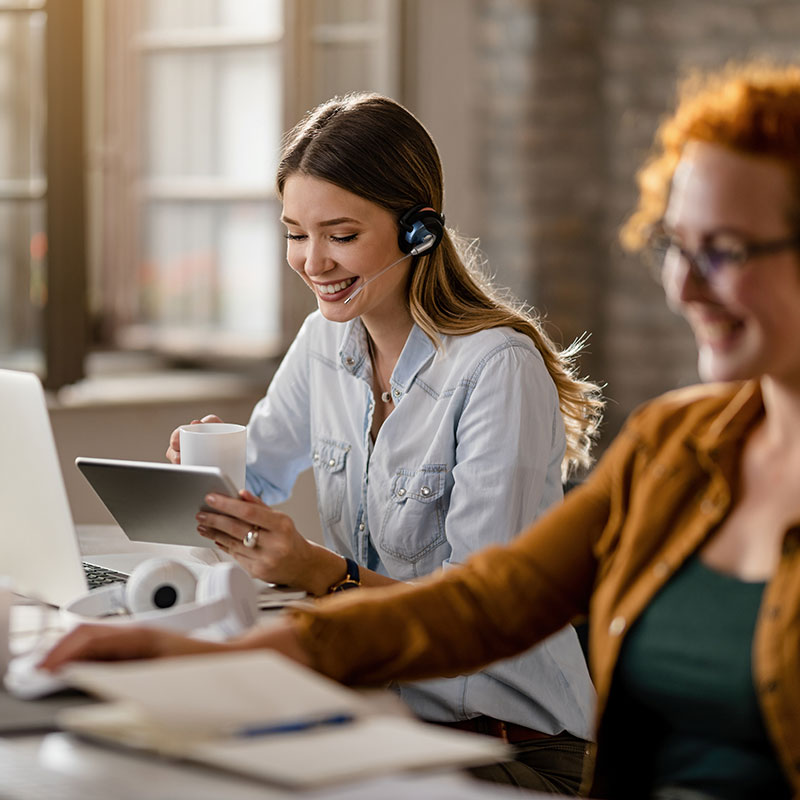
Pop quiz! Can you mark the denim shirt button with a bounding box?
[420,486,431,497]
[397,488,406,497]
[393,388,401,398]
[359,523,365,531]
[345,356,355,367]
[328,458,336,467]
[313,452,319,462]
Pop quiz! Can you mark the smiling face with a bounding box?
[663,140,800,387]
[281,174,412,328]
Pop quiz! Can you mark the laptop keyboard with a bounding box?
[82,562,128,590]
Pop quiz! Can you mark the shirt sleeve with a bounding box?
[288,426,630,686]
[245,315,314,504]
[442,341,565,567]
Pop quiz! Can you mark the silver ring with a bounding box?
[243,529,259,549]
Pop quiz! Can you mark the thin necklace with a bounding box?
[367,337,393,404]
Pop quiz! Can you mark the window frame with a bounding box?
[3,0,405,390]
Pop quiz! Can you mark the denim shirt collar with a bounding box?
[337,317,436,404]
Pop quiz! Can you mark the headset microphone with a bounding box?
[343,252,413,305]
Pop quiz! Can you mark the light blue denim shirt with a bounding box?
[246,311,594,738]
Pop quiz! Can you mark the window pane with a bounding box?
[140,201,281,343]
[313,0,372,25]
[217,0,282,32]
[0,9,45,370]
[0,201,45,363]
[0,11,45,181]
[143,46,281,184]
[144,0,282,36]
[314,43,376,100]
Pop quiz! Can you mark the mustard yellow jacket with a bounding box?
[291,381,800,797]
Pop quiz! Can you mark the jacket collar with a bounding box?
[692,381,765,467]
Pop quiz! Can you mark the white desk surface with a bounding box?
[0,732,560,799]
[2,527,558,799]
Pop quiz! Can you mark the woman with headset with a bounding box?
[161,93,602,793]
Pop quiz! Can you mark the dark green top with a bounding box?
[613,555,790,799]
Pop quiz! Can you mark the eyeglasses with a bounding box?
[645,224,800,284]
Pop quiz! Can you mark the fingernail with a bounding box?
[205,494,217,505]
[196,512,207,522]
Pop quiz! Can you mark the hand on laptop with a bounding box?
[39,615,312,674]
[166,414,223,463]
[39,623,230,672]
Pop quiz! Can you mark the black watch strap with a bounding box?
[329,557,361,593]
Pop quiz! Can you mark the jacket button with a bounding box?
[397,488,406,497]
[313,452,319,462]
[345,356,355,366]
[609,616,626,636]
[359,523,365,531]
[328,459,336,468]
[420,486,431,497]
[393,388,401,397]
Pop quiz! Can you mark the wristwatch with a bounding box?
[328,557,361,593]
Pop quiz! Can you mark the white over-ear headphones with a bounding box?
[63,558,257,640]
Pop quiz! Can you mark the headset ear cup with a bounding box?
[397,205,445,255]
[125,558,198,614]
[195,562,257,638]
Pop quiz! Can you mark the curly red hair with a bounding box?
[621,62,800,250]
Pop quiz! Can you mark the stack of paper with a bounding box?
[57,651,510,788]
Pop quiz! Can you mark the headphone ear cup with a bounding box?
[397,205,445,255]
[195,562,257,638]
[125,558,198,614]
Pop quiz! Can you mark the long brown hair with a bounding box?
[278,93,603,477]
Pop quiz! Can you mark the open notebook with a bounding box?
[55,650,510,788]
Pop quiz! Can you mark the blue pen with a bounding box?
[235,712,354,738]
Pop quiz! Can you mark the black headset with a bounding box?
[397,205,445,256]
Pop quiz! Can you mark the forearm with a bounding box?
[288,476,610,687]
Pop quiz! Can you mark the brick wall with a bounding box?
[476,0,800,445]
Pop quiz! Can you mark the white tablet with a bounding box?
[75,457,240,547]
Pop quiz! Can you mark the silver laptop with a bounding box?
[0,368,150,607]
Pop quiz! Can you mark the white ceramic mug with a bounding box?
[179,423,247,491]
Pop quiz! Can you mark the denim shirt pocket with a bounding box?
[378,464,449,563]
[311,438,350,525]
